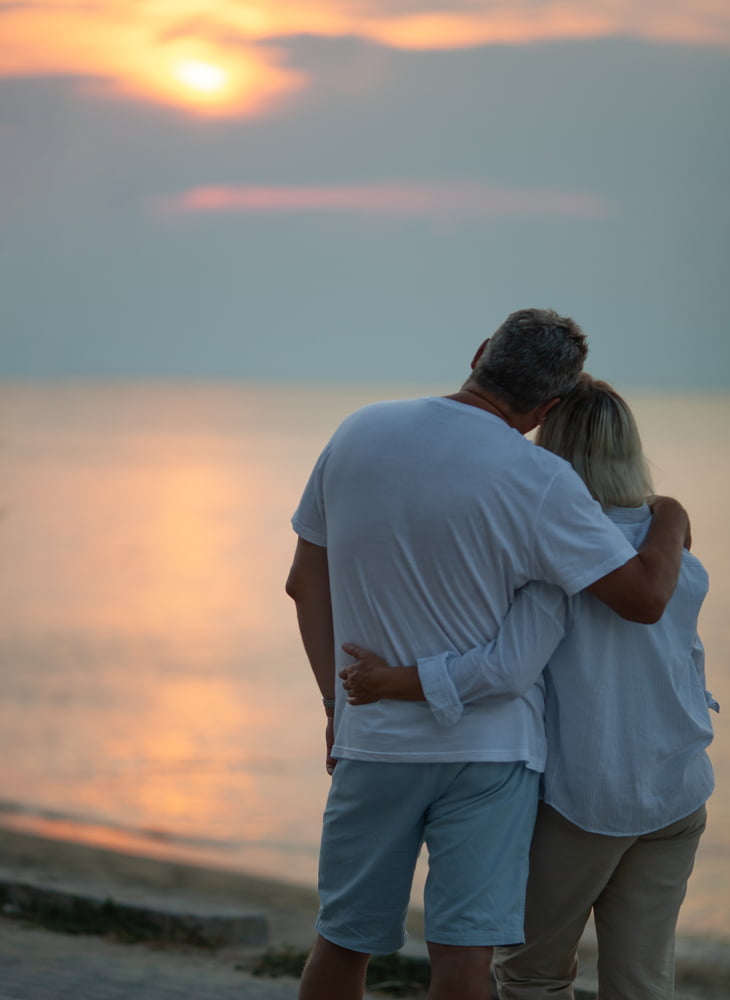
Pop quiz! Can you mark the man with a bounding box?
[286,308,688,1000]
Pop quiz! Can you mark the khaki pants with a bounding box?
[493,802,707,1000]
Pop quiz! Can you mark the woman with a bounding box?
[340,375,718,999]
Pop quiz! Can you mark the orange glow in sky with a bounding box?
[0,1,728,116]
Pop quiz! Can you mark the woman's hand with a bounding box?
[340,642,393,704]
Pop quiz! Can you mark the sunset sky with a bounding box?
[1,1,729,386]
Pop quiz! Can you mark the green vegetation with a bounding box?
[0,885,217,947]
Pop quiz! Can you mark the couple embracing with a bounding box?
[286,309,717,1000]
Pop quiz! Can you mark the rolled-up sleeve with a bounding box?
[417,582,568,726]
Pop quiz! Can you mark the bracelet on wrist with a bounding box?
[322,696,336,714]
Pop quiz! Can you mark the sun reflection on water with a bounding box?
[0,383,728,930]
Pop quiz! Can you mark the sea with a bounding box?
[1,382,728,952]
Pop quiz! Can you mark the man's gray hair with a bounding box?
[473,308,587,413]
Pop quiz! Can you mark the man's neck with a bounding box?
[445,383,528,432]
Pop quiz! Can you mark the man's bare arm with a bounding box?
[286,538,335,697]
[587,496,689,624]
[286,538,337,771]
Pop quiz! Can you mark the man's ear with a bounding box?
[470,338,489,370]
[535,397,561,425]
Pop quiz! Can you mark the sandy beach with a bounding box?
[1,826,729,1000]
[0,825,422,999]
[0,825,321,948]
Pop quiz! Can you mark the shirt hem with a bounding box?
[560,546,635,596]
[333,745,545,772]
[542,786,714,837]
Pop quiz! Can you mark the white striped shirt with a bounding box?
[418,504,718,835]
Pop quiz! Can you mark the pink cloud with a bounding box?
[157,183,608,220]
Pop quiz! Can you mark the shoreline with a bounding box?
[0,823,426,945]
[0,824,321,950]
[1,824,729,998]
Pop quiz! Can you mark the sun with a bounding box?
[174,61,229,95]
[137,47,305,116]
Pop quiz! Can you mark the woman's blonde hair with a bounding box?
[535,374,653,507]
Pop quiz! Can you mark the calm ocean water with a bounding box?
[1,382,728,946]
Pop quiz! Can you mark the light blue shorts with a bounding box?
[316,759,539,955]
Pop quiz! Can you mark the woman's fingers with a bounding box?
[342,641,369,659]
[339,645,388,705]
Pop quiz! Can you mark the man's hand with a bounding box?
[587,493,690,623]
[340,643,392,704]
[325,717,336,775]
[649,495,692,550]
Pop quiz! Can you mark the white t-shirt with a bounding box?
[292,396,635,766]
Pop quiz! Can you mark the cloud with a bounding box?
[157,182,609,221]
[0,2,305,116]
[1,0,728,116]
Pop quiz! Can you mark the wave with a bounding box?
[0,798,319,860]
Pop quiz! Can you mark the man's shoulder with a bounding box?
[331,396,433,438]
[338,395,423,422]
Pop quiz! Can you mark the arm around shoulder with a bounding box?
[587,496,690,624]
